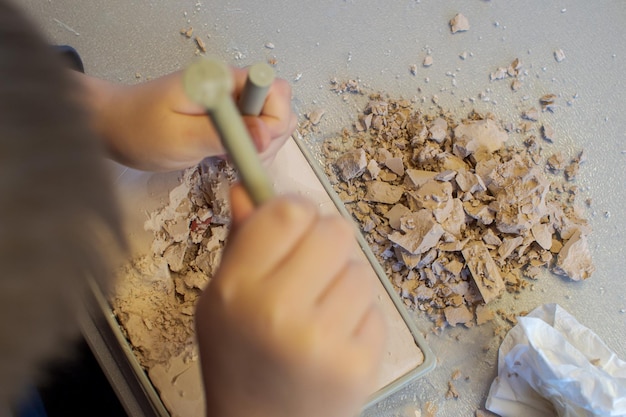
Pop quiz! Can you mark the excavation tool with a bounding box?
[182,58,274,205]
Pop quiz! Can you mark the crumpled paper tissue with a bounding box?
[486,303,626,417]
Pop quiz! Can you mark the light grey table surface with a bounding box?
[19,0,626,415]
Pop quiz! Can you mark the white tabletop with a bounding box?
[21,1,626,415]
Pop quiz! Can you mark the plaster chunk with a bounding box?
[463,201,495,225]
[462,241,505,304]
[453,119,508,158]
[429,117,448,143]
[364,181,404,204]
[415,285,435,301]
[385,156,405,176]
[439,153,470,171]
[394,246,422,269]
[367,159,381,180]
[444,305,473,326]
[482,229,502,246]
[163,218,190,243]
[435,170,457,182]
[498,236,524,260]
[441,198,466,238]
[404,169,437,189]
[385,203,411,230]
[388,210,444,255]
[475,305,495,325]
[455,170,486,193]
[531,223,553,250]
[335,149,367,181]
[450,13,470,33]
[163,242,188,273]
[410,179,454,223]
[445,260,464,276]
[553,229,595,281]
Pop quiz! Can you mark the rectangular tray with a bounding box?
[85,134,435,416]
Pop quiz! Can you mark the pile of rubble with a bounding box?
[322,96,594,328]
[113,160,233,368]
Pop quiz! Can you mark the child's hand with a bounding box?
[76,67,296,171]
[195,185,386,417]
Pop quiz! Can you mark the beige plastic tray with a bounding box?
[97,134,434,416]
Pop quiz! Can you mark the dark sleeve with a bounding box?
[54,45,84,73]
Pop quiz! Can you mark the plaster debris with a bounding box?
[180,27,193,38]
[553,229,595,280]
[194,36,206,53]
[522,108,539,121]
[335,149,367,181]
[541,124,555,142]
[462,242,505,304]
[330,78,362,95]
[446,380,460,399]
[423,402,438,417]
[490,58,522,82]
[450,13,470,33]
[320,92,593,329]
[307,108,326,125]
[554,48,566,62]
[264,42,275,49]
[114,160,235,416]
[540,93,557,112]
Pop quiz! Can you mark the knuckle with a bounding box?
[267,196,317,231]
[268,195,316,228]
[273,78,292,97]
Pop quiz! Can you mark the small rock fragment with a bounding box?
[195,36,206,53]
[429,117,448,143]
[450,13,470,33]
[446,380,460,399]
[541,124,555,142]
[475,305,495,325]
[554,48,566,62]
[385,156,405,176]
[531,223,553,250]
[405,169,437,189]
[522,108,539,121]
[335,149,367,181]
[385,204,411,230]
[307,108,326,125]
[364,181,404,204]
[180,27,193,38]
[453,119,508,158]
[423,55,434,67]
[553,229,595,280]
[367,159,381,180]
[444,305,473,326]
[490,67,507,81]
[462,241,505,304]
[388,210,444,255]
[540,94,557,112]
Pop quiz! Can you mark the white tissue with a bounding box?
[486,303,626,417]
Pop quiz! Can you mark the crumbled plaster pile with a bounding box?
[113,160,233,370]
[320,95,593,329]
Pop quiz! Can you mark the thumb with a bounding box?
[229,183,255,234]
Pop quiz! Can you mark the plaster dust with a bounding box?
[113,140,425,417]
